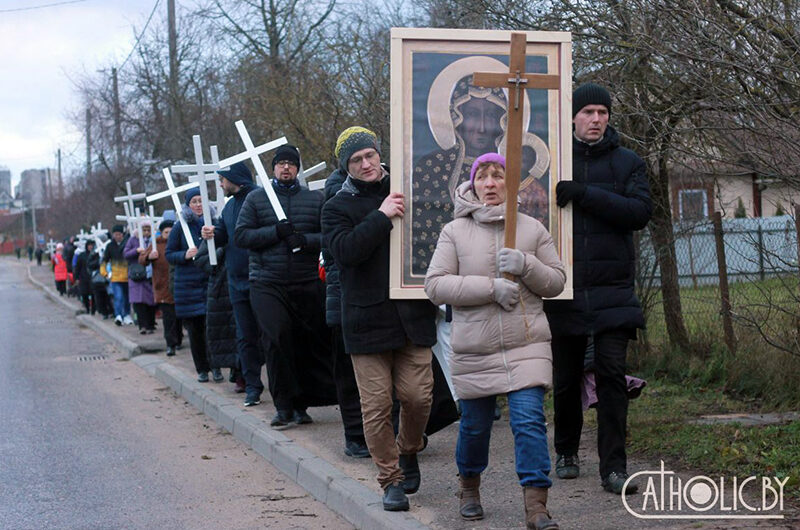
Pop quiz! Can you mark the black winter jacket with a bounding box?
[195,241,237,369]
[321,169,347,327]
[322,175,437,354]
[234,180,323,285]
[212,182,256,303]
[544,126,652,336]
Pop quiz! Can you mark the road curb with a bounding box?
[131,355,429,530]
[24,261,430,530]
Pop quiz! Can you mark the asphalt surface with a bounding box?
[10,256,800,530]
[0,258,352,530]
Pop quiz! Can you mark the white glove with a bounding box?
[498,247,525,276]
[493,278,520,311]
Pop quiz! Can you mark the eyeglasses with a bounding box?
[275,160,297,168]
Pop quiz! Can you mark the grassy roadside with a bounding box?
[624,379,800,500]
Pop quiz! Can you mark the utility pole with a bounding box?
[86,108,91,179]
[31,195,37,246]
[112,67,123,173]
[57,148,63,200]
[167,0,179,161]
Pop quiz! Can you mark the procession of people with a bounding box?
[42,82,650,530]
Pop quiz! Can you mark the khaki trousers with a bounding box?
[351,344,433,489]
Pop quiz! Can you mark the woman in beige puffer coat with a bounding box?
[425,153,565,530]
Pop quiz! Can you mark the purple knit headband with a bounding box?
[469,152,506,187]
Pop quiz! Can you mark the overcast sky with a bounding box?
[0,0,164,192]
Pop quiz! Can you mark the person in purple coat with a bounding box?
[124,220,157,334]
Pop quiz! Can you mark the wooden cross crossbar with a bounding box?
[146,168,197,250]
[172,135,220,265]
[114,182,147,235]
[472,32,560,279]
[46,239,57,255]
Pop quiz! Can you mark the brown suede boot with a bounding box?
[457,474,483,520]
[523,486,559,530]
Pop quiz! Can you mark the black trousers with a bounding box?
[232,298,265,398]
[134,303,157,330]
[92,284,113,317]
[159,303,182,348]
[331,325,365,441]
[249,281,336,413]
[80,292,94,314]
[552,329,633,479]
[183,314,210,374]
[55,280,66,296]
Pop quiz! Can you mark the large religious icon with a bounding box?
[389,28,574,299]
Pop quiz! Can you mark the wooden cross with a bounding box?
[472,33,561,274]
[209,145,227,213]
[46,239,57,256]
[217,120,288,220]
[172,135,220,265]
[146,168,199,250]
[90,223,109,254]
[114,181,146,235]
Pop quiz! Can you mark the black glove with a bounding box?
[556,181,587,207]
[286,233,306,252]
[275,219,294,240]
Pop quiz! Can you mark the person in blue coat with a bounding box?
[166,187,216,382]
[201,161,266,404]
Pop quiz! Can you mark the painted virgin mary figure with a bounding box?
[410,56,551,277]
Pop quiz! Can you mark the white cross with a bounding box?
[172,135,219,265]
[148,205,163,252]
[210,145,227,213]
[217,120,288,220]
[90,223,109,254]
[114,182,147,234]
[46,239,57,256]
[115,202,139,238]
[146,168,198,250]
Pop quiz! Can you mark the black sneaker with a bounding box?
[211,368,224,382]
[243,394,261,407]
[344,439,370,458]
[602,471,639,495]
[556,453,580,479]
[166,347,176,357]
[293,409,313,425]
[382,483,409,511]
[270,410,293,429]
[197,372,209,383]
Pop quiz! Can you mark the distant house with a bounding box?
[669,166,799,222]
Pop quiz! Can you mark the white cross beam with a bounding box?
[210,145,227,213]
[114,182,147,234]
[172,135,219,265]
[90,223,108,254]
[148,205,162,252]
[146,168,197,250]
[46,239,57,256]
[217,120,288,220]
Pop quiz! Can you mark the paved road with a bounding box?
[0,259,352,530]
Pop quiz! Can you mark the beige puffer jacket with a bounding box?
[424,181,566,399]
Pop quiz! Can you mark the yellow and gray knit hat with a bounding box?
[335,126,379,170]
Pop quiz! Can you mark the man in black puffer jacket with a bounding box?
[235,144,336,429]
[544,83,652,496]
[322,127,437,512]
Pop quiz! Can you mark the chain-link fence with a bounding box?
[635,215,800,353]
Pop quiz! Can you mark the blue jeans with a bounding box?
[456,386,552,488]
[110,282,130,318]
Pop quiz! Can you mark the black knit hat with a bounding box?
[158,219,175,232]
[572,83,612,117]
[272,144,300,169]
[112,224,125,234]
[216,161,253,186]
